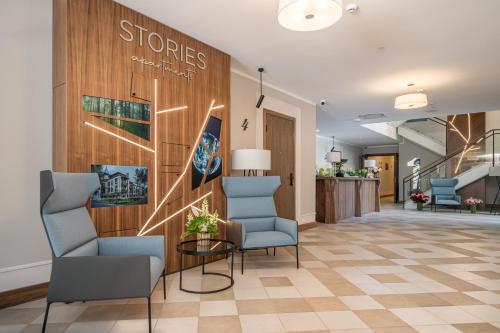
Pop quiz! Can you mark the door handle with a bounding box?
[289,173,294,186]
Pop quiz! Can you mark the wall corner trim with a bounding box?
[230,68,316,106]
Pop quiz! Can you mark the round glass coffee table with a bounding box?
[176,239,235,294]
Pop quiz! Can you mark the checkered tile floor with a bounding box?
[2,209,500,332]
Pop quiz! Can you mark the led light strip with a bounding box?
[138,100,224,236]
[157,106,188,114]
[154,80,158,208]
[83,121,155,153]
[139,192,212,235]
[449,113,480,175]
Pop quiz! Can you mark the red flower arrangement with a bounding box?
[410,193,429,203]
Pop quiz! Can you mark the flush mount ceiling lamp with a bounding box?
[394,83,428,110]
[278,0,344,32]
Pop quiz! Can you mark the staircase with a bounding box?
[361,118,447,156]
[403,129,500,209]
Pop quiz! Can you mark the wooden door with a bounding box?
[264,109,296,219]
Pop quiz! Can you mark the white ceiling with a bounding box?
[117,0,500,146]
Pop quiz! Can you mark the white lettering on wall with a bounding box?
[119,19,207,71]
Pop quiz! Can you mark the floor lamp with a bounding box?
[232,149,271,176]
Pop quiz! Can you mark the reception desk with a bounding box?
[316,177,380,223]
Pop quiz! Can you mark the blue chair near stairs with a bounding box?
[430,178,462,212]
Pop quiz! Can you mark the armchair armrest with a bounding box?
[275,217,298,244]
[98,236,164,262]
[227,220,245,249]
[49,255,151,302]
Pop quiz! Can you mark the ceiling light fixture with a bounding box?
[278,0,344,32]
[394,83,428,110]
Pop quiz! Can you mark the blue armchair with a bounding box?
[222,176,298,274]
[40,171,165,333]
[430,178,461,212]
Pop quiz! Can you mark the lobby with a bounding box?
[1,1,500,332]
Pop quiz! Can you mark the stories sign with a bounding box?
[119,19,207,81]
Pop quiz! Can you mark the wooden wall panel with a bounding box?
[53,0,230,273]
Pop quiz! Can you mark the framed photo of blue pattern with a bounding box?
[192,116,222,190]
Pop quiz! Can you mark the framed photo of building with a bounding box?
[91,164,148,208]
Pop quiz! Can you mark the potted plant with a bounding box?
[372,166,381,178]
[181,199,219,248]
[345,168,357,177]
[358,168,368,178]
[465,197,483,214]
[336,167,345,177]
[409,192,429,211]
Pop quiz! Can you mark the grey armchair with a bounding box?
[222,176,298,274]
[430,178,462,212]
[40,171,165,333]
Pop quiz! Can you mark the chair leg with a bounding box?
[42,302,51,333]
[241,250,244,275]
[162,269,166,300]
[273,248,276,256]
[147,296,152,333]
[296,245,299,269]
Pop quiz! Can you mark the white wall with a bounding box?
[316,136,361,170]
[231,71,316,224]
[0,0,53,291]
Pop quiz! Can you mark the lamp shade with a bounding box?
[278,0,343,32]
[394,93,428,110]
[326,151,342,163]
[232,149,271,170]
[364,160,377,168]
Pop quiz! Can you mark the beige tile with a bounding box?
[0,325,26,333]
[265,286,302,299]
[279,312,326,332]
[413,325,462,333]
[317,311,368,330]
[119,303,162,320]
[423,306,482,324]
[155,317,198,333]
[200,287,235,301]
[465,291,500,304]
[371,327,418,333]
[390,308,445,325]
[160,302,199,318]
[65,321,115,333]
[199,301,238,317]
[76,305,125,322]
[239,314,284,333]
[198,315,242,333]
[109,319,155,333]
[432,292,483,306]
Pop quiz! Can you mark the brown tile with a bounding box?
[119,303,162,319]
[236,300,275,315]
[372,326,418,333]
[370,273,406,283]
[355,309,408,328]
[272,298,313,313]
[363,244,405,259]
[372,295,418,309]
[416,257,485,265]
[76,305,125,322]
[0,308,45,325]
[305,297,349,311]
[480,246,500,251]
[198,315,242,333]
[403,294,451,307]
[408,266,486,292]
[407,247,432,253]
[20,323,69,333]
[453,323,500,333]
[330,248,353,255]
[472,270,500,280]
[160,302,200,318]
[433,292,484,306]
[259,276,293,287]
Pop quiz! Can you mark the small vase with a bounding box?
[469,205,477,214]
[196,233,211,250]
[416,202,424,211]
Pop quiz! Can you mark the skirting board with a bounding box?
[0,283,48,309]
[299,221,317,231]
